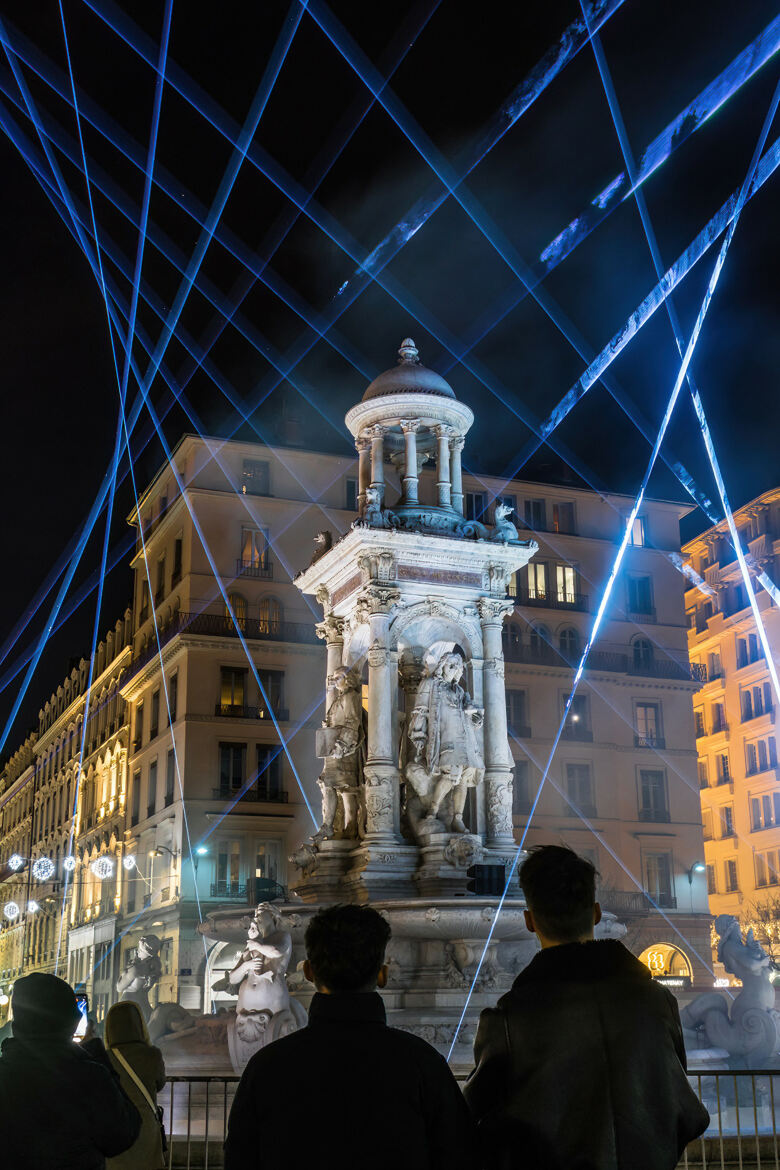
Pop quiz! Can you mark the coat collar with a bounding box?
[513,939,651,986]
[307,990,387,1026]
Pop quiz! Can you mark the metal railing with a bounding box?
[157,1070,780,1168]
[503,639,702,683]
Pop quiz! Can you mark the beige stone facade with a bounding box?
[683,489,780,968]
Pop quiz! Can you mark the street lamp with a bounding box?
[687,862,706,884]
[192,845,208,877]
[153,846,177,860]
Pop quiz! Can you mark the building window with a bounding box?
[512,759,530,813]
[527,562,547,600]
[632,638,654,672]
[638,769,668,821]
[737,634,762,669]
[259,670,285,718]
[219,743,246,794]
[559,627,579,662]
[165,750,175,806]
[225,592,247,630]
[565,763,595,815]
[241,529,270,571]
[254,840,281,889]
[747,737,778,775]
[719,805,734,838]
[755,850,780,888]
[241,459,270,496]
[751,792,780,831]
[706,865,716,895]
[694,709,705,737]
[629,516,647,546]
[697,760,708,789]
[716,754,730,784]
[562,694,590,739]
[220,667,247,715]
[524,499,546,530]
[168,673,178,724]
[147,760,158,818]
[712,702,726,733]
[172,537,183,585]
[724,859,739,893]
[702,808,713,840]
[644,853,674,908]
[552,502,574,534]
[635,702,662,748]
[709,652,722,680]
[345,477,358,511]
[150,689,160,740]
[555,564,576,604]
[155,556,166,605]
[256,746,283,801]
[259,597,283,634]
[529,625,549,657]
[134,704,144,751]
[216,840,242,895]
[464,492,487,521]
[627,575,653,616]
[505,690,529,735]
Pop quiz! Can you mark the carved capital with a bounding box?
[432,423,457,441]
[361,585,402,616]
[357,551,396,585]
[316,616,345,644]
[450,435,465,453]
[356,434,372,453]
[399,418,424,434]
[477,597,514,623]
[365,424,387,442]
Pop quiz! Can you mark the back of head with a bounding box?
[519,845,597,943]
[304,904,391,992]
[105,1000,149,1047]
[11,973,81,1042]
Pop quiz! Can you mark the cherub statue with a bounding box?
[116,934,162,1020]
[405,644,484,835]
[314,665,365,842]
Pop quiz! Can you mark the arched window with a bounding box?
[633,637,654,672]
[529,625,550,659]
[559,627,579,662]
[226,592,247,631]
[259,596,283,635]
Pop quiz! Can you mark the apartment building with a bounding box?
[1,430,712,1015]
[684,489,780,956]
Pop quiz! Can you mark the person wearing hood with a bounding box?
[103,1000,167,1169]
[0,972,140,1170]
[464,846,710,1170]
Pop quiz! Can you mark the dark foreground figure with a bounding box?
[225,903,478,1170]
[0,972,140,1170]
[465,845,710,1170]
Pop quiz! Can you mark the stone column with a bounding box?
[362,587,402,844]
[477,598,516,848]
[368,424,386,507]
[315,615,345,705]
[399,419,421,504]
[450,435,465,515]
[435,425,452,508]
[356,435,371,516]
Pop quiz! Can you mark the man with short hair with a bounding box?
[0,972,140,1169]
[225,903,477,1169]
[465,845,709,1170]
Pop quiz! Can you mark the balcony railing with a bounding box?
[214,704,290,721]
[598,890,652,916]
[126,611,320,677]
[503,640,702,683]
[560,724,593,742]
[638,808,671,823]
[634,734,666,749]
[210,882,246,899]
[235,559,273,579]
[211,787,289,804]
[510,589,589,612]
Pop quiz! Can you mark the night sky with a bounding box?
[0,0,778,747]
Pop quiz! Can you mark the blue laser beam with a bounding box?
[446,90,778,1060]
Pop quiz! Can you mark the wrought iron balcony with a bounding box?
[210,882,246,899]
[235,559,273,579]
[211,787,288,804]
[503,640,701,683]
[634,734,666,749]
[214,704,290,721]
[510,589,589,612]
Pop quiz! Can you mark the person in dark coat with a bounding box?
[0,972,140,1170]
[104,1000,167,1169]
[465,845,710,1170]
[224,903,478,1170]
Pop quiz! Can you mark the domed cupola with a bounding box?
[345,339,475,536]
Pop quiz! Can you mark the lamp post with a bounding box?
[687,861,706,912]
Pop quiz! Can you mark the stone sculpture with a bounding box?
[405,644,484,836]
[459,501,520,543]
[220,903,306,1072]
[314,665,366,842]
[309,530,333,564]
[681,915,779,1066]
[116,934,163,1021]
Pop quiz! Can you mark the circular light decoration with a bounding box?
[8,854,24,872]
[122,854,136,871]
[27,900,40,914]
[0,993,8,1006]
[3,902,20,920]
[62,856,77,873]
[32,857,55,881]
[90,856,114,879]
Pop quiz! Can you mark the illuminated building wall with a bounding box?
[683,489,780,971]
